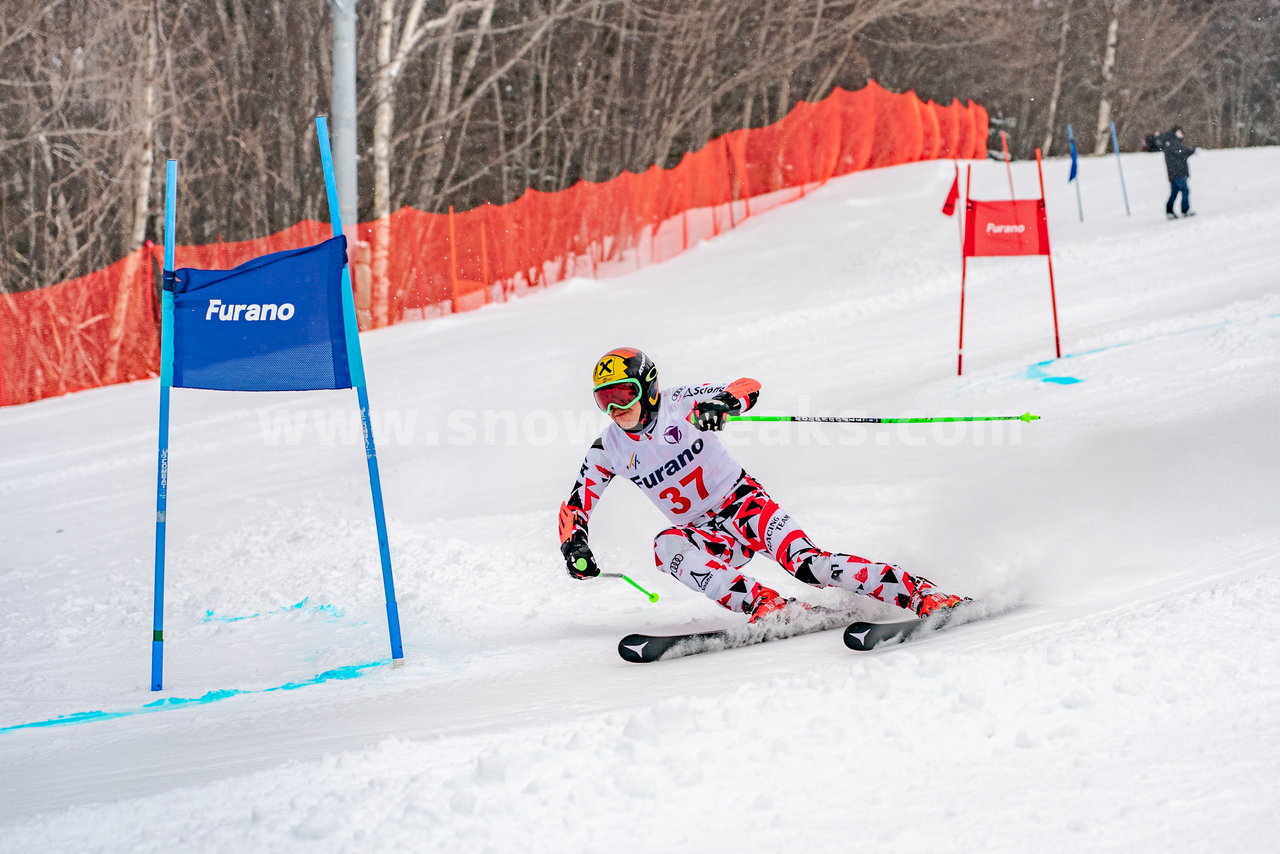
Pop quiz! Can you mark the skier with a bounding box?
[558,347,967,623]
[1162,126,1197,219]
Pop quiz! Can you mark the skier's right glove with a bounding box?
[561,537,600,579]
[690,391,741,432]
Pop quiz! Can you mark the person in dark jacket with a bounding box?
[1163,126,1196,219]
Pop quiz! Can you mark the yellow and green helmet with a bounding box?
[591,347,660,432]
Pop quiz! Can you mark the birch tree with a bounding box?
[1092,0,1121,154]
[1041,0,1072,155]
[366,0,493,326]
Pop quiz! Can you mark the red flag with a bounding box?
[941,169,960,216]
[963,199,1051,258]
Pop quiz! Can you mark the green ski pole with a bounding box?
[577,559,659,602]
[601,573,660,603]
[728,412,1040,424]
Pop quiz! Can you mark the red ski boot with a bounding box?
[914,591,968,618]
[747,588,788,622]
[747,586,815,624]
[905,574,969,618]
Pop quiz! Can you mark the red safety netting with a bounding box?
[1,248,158,405]
[2,81,988,406]
[166,220,333,271]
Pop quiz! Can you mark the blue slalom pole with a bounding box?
[1067,124,1084,223]
[314,116,404,661]
[1109,121,1131,216]
[151,159,178,691]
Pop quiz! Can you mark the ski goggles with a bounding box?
[592,379,642,412]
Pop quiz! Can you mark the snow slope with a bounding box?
[2,147,1279,853]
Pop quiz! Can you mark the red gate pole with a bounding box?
[956,164,973,376]
[953,160,964,251]
[447,205,460,314]
[957,256,969,376]
[1035,149,1063,358]
[1000,131,1015,200]
[1046,256,1063,359]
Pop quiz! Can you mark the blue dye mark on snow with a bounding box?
[202,608,260,623]
[1011,313,1280,387]
[1025,359,1082,384]
[0,660,388,735]
[202,596,344,624]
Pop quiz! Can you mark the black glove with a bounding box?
[690,391,741,432]
[561,537,599,579]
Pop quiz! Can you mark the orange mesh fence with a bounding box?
[1,248,158,405]
[166,220,333,271]
[2,81,987,406]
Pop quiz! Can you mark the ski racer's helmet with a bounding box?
[592,347,660,433]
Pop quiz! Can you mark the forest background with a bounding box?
[2,0,1276,294]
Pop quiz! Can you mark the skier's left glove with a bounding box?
[690,391,741,431]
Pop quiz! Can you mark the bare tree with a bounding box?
[1091,0,1120,154]
[1041,0,1073,155]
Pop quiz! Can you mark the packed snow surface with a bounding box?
[3,148,1278,853]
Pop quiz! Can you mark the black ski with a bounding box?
[618,606,857,663]
[843,603,992,651]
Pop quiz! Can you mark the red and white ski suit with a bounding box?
[559,380,942,616]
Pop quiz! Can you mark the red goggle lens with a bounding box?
[593,381,641,412]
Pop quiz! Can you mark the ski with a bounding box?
[618,606,857,663]
[843,603,993,651]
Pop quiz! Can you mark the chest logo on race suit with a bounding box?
[629,438,705,489]
[663,426,682,444]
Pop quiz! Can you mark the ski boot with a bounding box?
[909,579,970,619]
[915,592,968,618]
[747,587,812,624]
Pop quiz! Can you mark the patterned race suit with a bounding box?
[559,380,948,616]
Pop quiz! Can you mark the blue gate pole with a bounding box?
[152,159,178,690]
[1067,124,1085,223]
[1109,121,1131,216]
[314,116,404,661]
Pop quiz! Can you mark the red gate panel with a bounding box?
[964,199,1050,257]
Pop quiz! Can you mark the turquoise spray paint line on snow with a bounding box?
[1016,313,1280,386]
[0,661,390,735]
[201,597,344,624]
